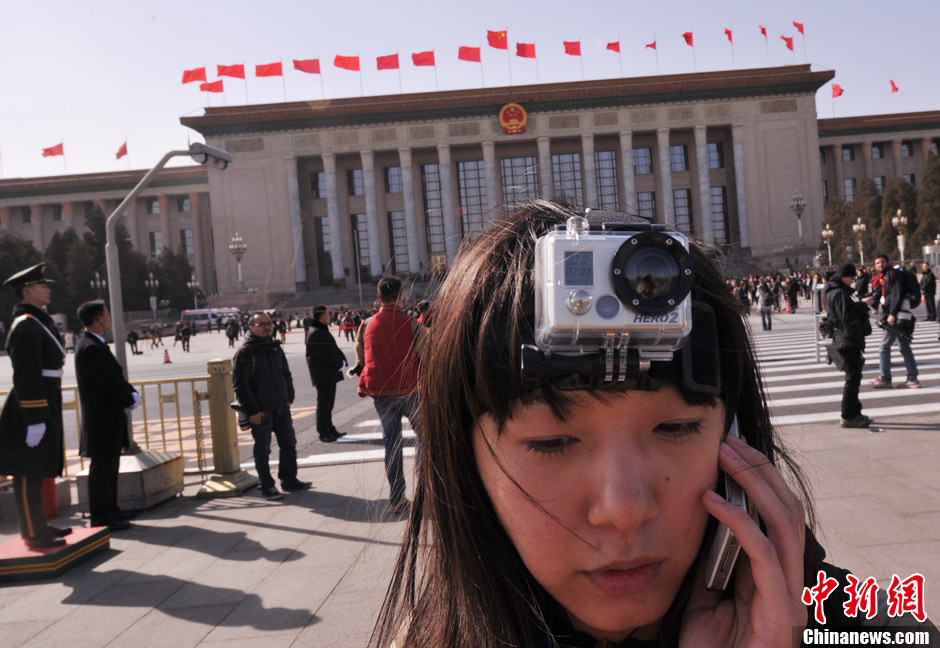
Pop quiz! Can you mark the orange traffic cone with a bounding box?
[163,350,172,364]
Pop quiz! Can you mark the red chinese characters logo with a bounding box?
[802,571,928,624]
[499,103,527,135]
[802,571,839,624]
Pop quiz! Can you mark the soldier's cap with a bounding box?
[3,263,54,288]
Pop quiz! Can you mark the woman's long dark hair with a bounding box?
[371,201,816,648]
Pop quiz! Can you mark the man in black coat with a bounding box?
[75,300,139,531]
[921,262,937,321]
[305,304,347,443]
[0,263,70,548]
[825,264,873,429]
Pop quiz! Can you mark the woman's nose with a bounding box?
[586,445,658,532]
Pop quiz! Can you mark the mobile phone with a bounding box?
[704,416,754,592]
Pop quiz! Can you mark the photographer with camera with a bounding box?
[871,254,920,389]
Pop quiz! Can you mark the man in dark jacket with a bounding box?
[871,255,920,389]
[825,264,872,428]
[921,261,937,321]
[75,300,139,530]
[305,304,346,443]
[232,312,311,500]
[0,263,70,548]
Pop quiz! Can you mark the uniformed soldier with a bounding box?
[0,263,72,548]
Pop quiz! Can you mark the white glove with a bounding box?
[25,423,46,447]
[130,392,141,410]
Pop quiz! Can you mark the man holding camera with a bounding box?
[824,264,873,428]
[871,254,920,389]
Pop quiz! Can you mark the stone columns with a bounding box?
[861,141,873,179]
[437,144,459,262]
[61,202,75,231]
[0,206,10,232]
[922,137,934,165]
[891,139,903,178]
[30,204,44,251]
[833,145,844,199]
[693,126,713,243]
[321,153,346,284]
[359,151,383,277]
[537,137,553,200]
[619,130,636,214]
[580,134,597,208]
[731,124,751,249]
[656,129,675,226]
[189,193,207,290]
[285,156,308,290]
[398,147,421,273]
[158,195,172,252]
[481,141,500,215]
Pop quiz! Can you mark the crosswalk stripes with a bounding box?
[748,311,940,426]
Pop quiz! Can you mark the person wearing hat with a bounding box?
[0,263,71,548]
[824,262,874,428]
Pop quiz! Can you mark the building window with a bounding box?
[901,142,913,157]
[149,231,163,257]
[822,180,829,205]
[347,169,364,196]
[707,142,724,169]
[636,191,656,221]
[457,160,486,236]
[931,140,939,155]
[311,172,326,199]
[841,146,854,162]
[313,217,333,285]
[819,149,826,164]
[873,177,885,194]
[384,166,403,194]
[387,211,409,273]
[53,204,63,222]
[843,178,857,202]
[673,189,693,235]
[180,229,195,256]
[669,145,689,172]
[551,153,583,205]
[633,147,653,175]
[177,196,191,212]
[595,151,620,210]
[350,214,371,282]
[871,143,883,160]
[500,156,539,206]
[903,173,916,186]
[21,206,31,224]
[710,187,729,245]
[147,198,160,215]
[421,164,446,256]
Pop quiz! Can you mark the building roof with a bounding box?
[0,166,207,201]
[818,111,940,138]
[181,64,834,137]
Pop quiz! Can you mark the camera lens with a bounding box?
[622,246,680,301]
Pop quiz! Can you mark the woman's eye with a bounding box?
[524,437,577,455]
[655,421,703,439]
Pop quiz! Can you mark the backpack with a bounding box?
[899,268,922,305]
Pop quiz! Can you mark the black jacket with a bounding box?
[921,269,936,297]
[305,320,346,386]
[232,333,294,416]
[75,332,137,457]
[881,267,908,317]
[826,277,870,351]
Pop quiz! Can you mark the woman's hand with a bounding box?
[679,433,808,648]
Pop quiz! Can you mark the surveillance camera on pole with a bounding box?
[188,143,232,170]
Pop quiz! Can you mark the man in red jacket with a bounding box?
[355,276,423,513]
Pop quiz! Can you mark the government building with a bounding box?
[2,64,938,299]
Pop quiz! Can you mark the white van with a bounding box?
[180,308,241,332]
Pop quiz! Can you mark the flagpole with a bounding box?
[618,34,623,77]
[892,92,896,114]
[692,43,697,72]
[579,37,584,81]
[731,42,735,69]
[506,39,513,86]
[318,54,326,99]
[243,61,250,104]
[655,33,659,74]
[479,45,485,88]
[62,141,67,175]
[397,51,403,94]
[802,36,807,63]
[535,52,540,84]
[433,50,439,91]
[358,52,364,96]
[125,133,130,170]
[765,36,769,66]
[281,60,287,102]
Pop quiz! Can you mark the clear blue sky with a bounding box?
[1,0,935,179]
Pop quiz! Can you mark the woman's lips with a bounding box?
[584,561,663,596]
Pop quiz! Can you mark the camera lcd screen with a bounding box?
[564,251,593,286]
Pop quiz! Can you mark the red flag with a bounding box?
[334,55,360,71]
[832,84,844,98]
[793,21,805,35]
[759,24,767,39]
[412,51,435,66]
[724,28,733,44]
[377,54,399,70]
[682,32,694,47]
[458,46,481,62]
[606,41,620,53]
[256,62,283,77]
[293,59,321,74]
[487,30,508,50]
[563,41,581,56]
[645,40,657,50]
[516,42,536,58]
[116,141,127,160]
[181,67,206,84]
[42,143,64,157]
[781,35,794,51]
[200,80,224,93]
[217,64,245,79]
[890,79,899,93]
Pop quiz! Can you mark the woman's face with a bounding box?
[473,386,725,641]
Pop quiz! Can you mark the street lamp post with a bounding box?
[145,272,160,322]
[851,217,867,266]
[790,190,807,245]
[892,208,908,264]
[821,223,835,267]
[228,232,247,291]
[187,274,200,310]
[90,270,107,300]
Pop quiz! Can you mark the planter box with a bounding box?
[76,450,183,511]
